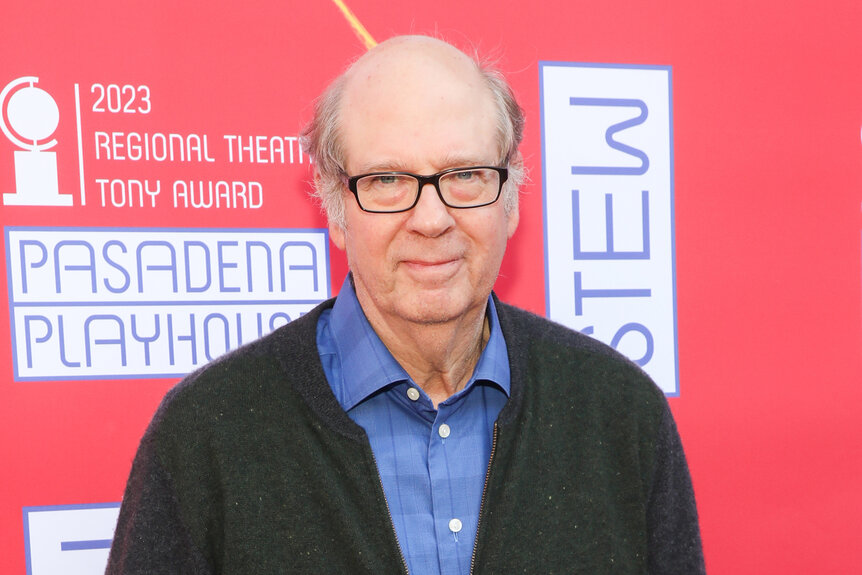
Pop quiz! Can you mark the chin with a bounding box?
[409,310,460,326]
[400,293,478,325]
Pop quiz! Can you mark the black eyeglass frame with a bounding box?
[345,166,509,214]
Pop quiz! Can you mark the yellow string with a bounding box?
[330,0,377,49]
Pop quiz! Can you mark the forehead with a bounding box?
[339,38,499,173]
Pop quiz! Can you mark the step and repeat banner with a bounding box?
[3,1,861,573]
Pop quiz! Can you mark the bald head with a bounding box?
[301,35,524,227]
[340,37,497,174]
[342,36,485,107]
[346,35,481,83]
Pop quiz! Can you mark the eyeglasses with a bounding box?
[345,166,508,213]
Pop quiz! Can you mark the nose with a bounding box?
[406,182,455,237]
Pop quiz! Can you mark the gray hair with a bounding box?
[300,40,525,228]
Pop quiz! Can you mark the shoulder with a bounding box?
[493,298,667,422]
[495,300,656,385]
[493,299,675,489]
[150,299,335,438]
[495,300,631,359]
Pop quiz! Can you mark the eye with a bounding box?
[373,174,400,185]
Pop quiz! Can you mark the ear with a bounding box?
[506,201,519,239]
[505,153,522,239]
[329,219,346,251]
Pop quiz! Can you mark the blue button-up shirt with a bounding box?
[316,277,510,575]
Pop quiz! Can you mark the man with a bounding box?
[107,35,704,574]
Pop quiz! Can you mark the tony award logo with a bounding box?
[1,76,73,206]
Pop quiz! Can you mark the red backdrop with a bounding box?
[2,1,861,573]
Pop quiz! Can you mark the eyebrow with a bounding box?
[354,154,495,175]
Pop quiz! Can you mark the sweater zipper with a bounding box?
[369,449,410,575]
[469,421,498,575]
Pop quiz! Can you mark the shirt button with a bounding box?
[449,518,463,533]
[438,423,451,438]
[406,387,420,401]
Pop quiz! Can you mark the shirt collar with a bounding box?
[328,275,510,411]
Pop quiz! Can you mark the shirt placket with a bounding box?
[428,402,470,575]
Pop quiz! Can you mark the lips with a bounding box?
[404,258,457,267]
[400,257,461,280]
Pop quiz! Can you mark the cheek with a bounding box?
[475,214,511,252]
[350,215,407,255]
[343,223,392,273]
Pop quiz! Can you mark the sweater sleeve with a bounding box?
[646,402,706,574]
[106,427,213,575]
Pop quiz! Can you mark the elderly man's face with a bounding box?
[330,38,518,330]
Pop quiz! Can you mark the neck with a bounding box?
[360,299,490,408]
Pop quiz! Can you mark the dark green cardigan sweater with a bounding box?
[107,298,704,574]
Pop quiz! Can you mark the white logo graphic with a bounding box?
[540,62,678,395]
[23,503,119,575]
[1,76,73,206]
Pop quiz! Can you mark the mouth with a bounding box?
[404,258,458,267]
[401,257,461,280]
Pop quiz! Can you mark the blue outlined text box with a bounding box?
[6,227,330,380]
[23,503,120,575]
[540,62,679,394]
